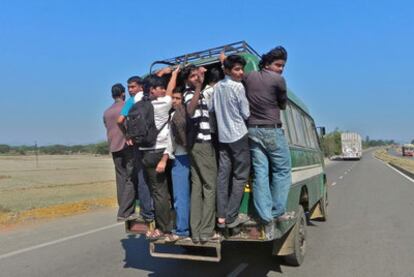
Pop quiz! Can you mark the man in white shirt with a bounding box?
[138,68,178,240]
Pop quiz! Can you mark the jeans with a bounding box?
[171,154,191,237]
[248,127,292,223]
[216,135,250,223]
[134,148,154,220]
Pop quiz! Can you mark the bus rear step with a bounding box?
[149,239,222,262]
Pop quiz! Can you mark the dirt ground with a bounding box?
[0,155,117,226]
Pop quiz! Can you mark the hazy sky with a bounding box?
[1,0,413,145]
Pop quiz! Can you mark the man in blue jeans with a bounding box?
[169,89,191,240]
[241,46,294,238]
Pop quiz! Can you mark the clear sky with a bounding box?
[1,0,413,145]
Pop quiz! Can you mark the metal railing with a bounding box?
[149,41,260,73]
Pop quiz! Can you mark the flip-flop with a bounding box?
[148,229,164,241]
[276,211,296,222]
[145,229,153,240]
[164,234,179,242]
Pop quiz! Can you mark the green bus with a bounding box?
[126,41,328,266]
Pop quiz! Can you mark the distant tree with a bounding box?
[93,141,109,155]
[15,147,26,155]
[41,144,68,155]
[0,144,11,154]
[411,139,414,144]
[321,128,342,157]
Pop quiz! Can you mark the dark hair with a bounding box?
[258,46,288,70]
[143,74,166,95]
[127,76,144,85]
[111,83,125,99]
[223,54,246,70]
[206,67,222,84]
[173,86,184,94]
[179,64,198,82]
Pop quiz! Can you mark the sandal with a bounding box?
[147,229,165,241]
[164,233,180,242]
[145,229,153,239]
[210,232,221,241]
[276,211,296,222]
[200,232,221,242]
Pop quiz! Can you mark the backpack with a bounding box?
[126,96,164,147]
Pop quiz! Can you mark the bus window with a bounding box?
[286,104,299,145]
[292,106,307,147]
[301,114,312,148]
[305,117,317,149]
[280,110,292,144]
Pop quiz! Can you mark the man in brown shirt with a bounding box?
[243,47,293,239]
[103,83,137,221]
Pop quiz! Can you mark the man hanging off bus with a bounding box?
[244,47,295,237]
[221,46,294,239]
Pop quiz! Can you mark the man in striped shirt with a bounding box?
[181,65,219,243]
[210,55,251,229]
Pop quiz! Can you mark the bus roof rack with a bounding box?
[162,40,261,65]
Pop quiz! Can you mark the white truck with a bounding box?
[341,132,362,160]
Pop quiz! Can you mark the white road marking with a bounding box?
[331,182,337,186]
[384,163,414,183]
[339,176,344,179]
[374,156,414,183]
[0,222,123,260]
[344,171,348,175]
[227,263,248,277]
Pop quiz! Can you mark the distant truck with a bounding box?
[341,132,362,160]
[402,144,414,157]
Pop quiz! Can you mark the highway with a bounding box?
[1,149,414,277]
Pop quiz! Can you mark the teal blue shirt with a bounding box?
[120,97,135,116]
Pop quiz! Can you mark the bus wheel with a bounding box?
[283,206,307,266]
[320,189,328,221]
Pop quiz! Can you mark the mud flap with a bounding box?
[310,202,323,220]
[272,225,295,256]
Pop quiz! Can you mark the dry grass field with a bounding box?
[375,148,414,174]
[0,155,117,226]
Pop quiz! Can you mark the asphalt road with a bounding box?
[1,149,414,277]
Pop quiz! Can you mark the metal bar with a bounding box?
[149,242,222,262]
[160,41,260,66]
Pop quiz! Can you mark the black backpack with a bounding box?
[126,96,158,147]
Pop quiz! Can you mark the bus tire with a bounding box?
[283,206,307,266]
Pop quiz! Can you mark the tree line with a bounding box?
[0,132,401,157]
[320,129,396,157]
[0,142,109,155]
